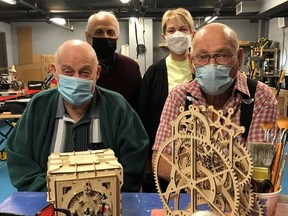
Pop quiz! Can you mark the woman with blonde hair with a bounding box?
[137,7,195,192]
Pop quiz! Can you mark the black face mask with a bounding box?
[92,38,117,61]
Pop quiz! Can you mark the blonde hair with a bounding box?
[162,7,194,34]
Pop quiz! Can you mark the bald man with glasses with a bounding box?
[152,23,279,183]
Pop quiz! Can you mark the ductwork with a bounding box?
[256,0,288,19]
[236,1,260,15]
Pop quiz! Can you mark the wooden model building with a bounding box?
[47,149,123,216]
[153,105,265,216]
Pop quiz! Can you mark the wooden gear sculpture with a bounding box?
[47,149,123,216]
[153,105,265,216]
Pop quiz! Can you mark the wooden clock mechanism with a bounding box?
[46,149,123,216]
[153,105,265,216]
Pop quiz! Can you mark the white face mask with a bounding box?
[165,31,192,55]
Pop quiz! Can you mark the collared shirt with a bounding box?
[50,94,102,153]
[152,71,279,154]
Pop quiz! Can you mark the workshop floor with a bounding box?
[0,160,16,203]
[0,123,17,203]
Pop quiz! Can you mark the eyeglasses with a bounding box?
[192,52,235,67]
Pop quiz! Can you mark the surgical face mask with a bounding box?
[195,64,234,96]
[57,74,94,106]
[165,31,191,55]
[92,37,117,60]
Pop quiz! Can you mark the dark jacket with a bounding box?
[137,58,169,158]
[97,53,142,110]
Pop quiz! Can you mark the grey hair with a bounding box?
[86,10,120,37]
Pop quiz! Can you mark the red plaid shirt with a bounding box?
[152,72,279,154]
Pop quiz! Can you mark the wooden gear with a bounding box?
[47,149,123,216]
[154,105,265,215]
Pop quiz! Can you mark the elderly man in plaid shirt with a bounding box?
[152,23,279,183]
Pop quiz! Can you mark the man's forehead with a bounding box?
[192,40,233,54]
[91,19,118,35]
[94,15,117,27]
[192,30,231,51]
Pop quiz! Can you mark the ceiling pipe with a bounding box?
[217,0,233,8]
[16,0,74,31]
[16,0,48,15]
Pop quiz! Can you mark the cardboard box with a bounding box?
[271,88,288,117]
[17,27,33,65]
[15,55,55,86]
[33,54,55,64]
[15,62,49,85]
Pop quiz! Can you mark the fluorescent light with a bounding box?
[204,16,211,22]
[120,0,131,3]
[1,0,16,5]
[49,18,66,26]
[207,16,218,24]
[129,17,138,23]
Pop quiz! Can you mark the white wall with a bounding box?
[10,21,129,65]
[129,18,153,75]
[268,18,288,73]
[218,19,259,42]
[0,21,13,67]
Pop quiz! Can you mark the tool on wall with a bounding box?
[132,0,148,71]
[276,69,286,96]
[256,37,271,51]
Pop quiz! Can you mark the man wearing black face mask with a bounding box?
[85,11,142,110]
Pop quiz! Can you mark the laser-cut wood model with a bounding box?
[47,149,123,216]
[153,105,265,216]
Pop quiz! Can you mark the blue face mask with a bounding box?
[57,74,94,106]
[195,64,234,96]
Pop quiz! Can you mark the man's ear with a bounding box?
[96,65,101,79]
[237,48,244,70]
[191,30,196,39]
[188,52,195,74]
[85,31,92,45]
[50,63,59,80]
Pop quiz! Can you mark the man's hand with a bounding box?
[151,150,172,182]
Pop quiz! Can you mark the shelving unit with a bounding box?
[250,48,278,72]
[249,47,279,86]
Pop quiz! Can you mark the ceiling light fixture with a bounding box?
[207,15,218,23]
[1,0,16,5]
[49,17,66,26]
[196,8,220,30]
[120,0,131,3]
[47,18,74,31]
[204,16,211,22]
